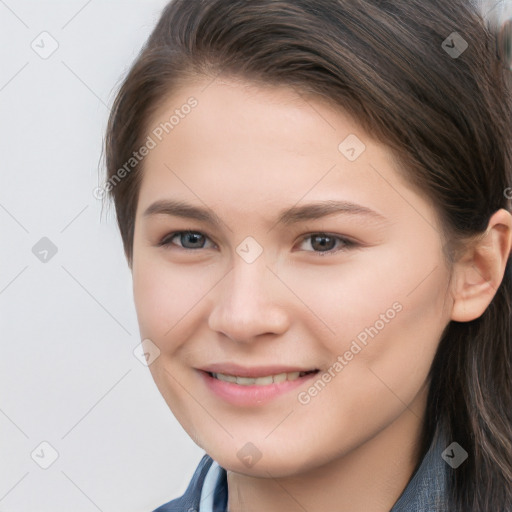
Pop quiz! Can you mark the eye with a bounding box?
[157,230,357,255]
[158,230,216,250]
[296,233,357,256]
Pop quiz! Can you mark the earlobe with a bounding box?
[450,208,512,322]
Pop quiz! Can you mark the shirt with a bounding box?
[152,425,450,512]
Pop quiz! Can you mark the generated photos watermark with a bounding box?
[297,301,403,405]
[93,96,198,199]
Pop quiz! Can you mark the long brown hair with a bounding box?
[103,0,512,509]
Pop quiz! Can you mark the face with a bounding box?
[131,76,455,477]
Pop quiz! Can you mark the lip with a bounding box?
[197,368,320,407]
[198,363,319,378]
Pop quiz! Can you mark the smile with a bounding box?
[199,369,321,406]
[209,370,318,386]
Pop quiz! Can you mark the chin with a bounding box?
[208,441,320,478]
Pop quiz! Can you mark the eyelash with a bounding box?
[157,230,358,256]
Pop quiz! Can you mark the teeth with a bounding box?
[236,376,262,385]
[212,370,314,385]
[273,373,287,383]
[217,373,237,383]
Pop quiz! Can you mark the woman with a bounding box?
[103,0,512,510]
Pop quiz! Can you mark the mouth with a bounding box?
[206,369,319,386]
[198,368,321,406]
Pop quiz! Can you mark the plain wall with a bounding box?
[0,1,204,511]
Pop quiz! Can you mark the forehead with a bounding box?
[136,76,437,233]
[145,77,350,160]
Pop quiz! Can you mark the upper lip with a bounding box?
[198,363,319,378]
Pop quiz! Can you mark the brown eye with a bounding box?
[298,233,356,256]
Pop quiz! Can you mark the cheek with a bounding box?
[290,247,450,376]
[298,274,449,443]
[132,256,192,341]
[132,252,222,348]
[342,268,450,392]
[279,246,441,339]
[131,257,204,418]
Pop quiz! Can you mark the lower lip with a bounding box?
[198,370,320,406]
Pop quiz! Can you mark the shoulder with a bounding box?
[151,453,215,512]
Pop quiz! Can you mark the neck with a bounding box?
[226,384,428,512]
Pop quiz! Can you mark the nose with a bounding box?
[207,254,290,343]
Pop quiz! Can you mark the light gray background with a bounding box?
[1,1,204,511]
[2,1,511,511]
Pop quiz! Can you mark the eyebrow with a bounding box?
[142,199,387,226]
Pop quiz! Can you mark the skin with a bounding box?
[130,76,512,512]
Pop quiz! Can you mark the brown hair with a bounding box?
[103,0,512,509]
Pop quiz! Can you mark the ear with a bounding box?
[450,208,512,322]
